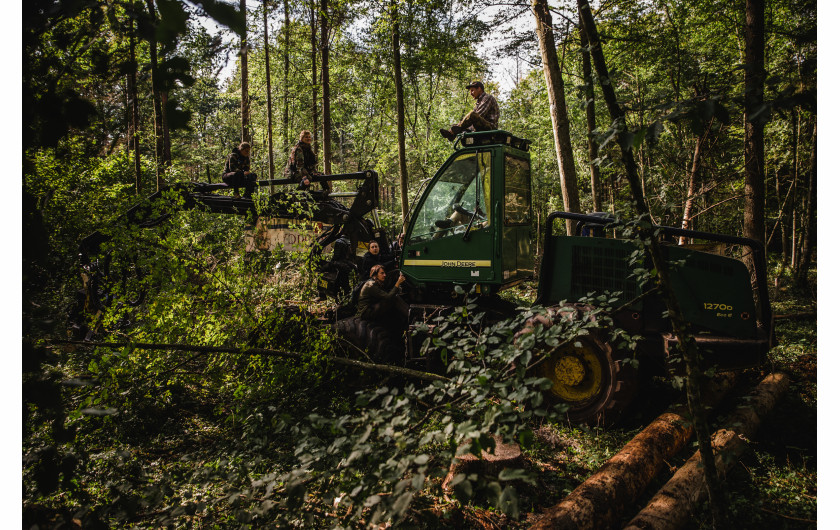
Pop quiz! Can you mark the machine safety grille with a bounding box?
[571,245,640,302]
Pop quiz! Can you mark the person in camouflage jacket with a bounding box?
[439,81,499,141]
[284,130,330,191]
[222,142,258,198]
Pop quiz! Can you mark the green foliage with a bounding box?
[271,302,564,525]
[22,0,817,527]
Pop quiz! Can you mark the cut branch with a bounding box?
[50,340,449,383]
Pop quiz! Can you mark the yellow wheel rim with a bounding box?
[539,340,604,405]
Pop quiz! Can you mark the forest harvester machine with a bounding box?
[79,130,772,424]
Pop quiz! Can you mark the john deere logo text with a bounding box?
[403,259,492,268]
[442,260,476,267]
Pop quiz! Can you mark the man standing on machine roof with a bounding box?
[439,81,499,141]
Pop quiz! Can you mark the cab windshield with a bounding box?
[408,151,491,244]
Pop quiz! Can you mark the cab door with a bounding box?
[402,150,495,286]
[500,153,533,284]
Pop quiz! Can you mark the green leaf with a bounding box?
[618,131,635,152]
[498,485,520,518]
[364,495,381,507]
[391,491,413,517]
[453,478,473,503]
[192,0,246,36]
[80,407,118,416]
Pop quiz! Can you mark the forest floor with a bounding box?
[23,270,817,529]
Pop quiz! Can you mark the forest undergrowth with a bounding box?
[22,220,817,528]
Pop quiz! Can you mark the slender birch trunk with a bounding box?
[532,0,581,235]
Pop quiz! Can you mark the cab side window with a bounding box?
[504,155,530,225]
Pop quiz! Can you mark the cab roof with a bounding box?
[454,130,531,152]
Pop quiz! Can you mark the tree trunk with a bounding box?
[145,0,164,190]
[310,0,319,154]
[783,110,801,265]
[392,0,410,231]
[577,2,729,526]
[579,18,601,213]
[744,0,766,312]
[128,25,141,195]
[794,124,816,287]
[679,121,711,244]
[264,0,275,191]
[320,0,332,179]
[283,0,290,150]
[531,374,735,529]
[625,373,790,530]
[240,0,250,144]
[160,90,172,166]
[532,0,581,236]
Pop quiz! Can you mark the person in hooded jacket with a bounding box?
[284,130,330,191]
[222,142,258,198]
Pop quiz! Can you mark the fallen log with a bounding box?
[624,372,790,530]
[772,312,816,322]
[530,373,736,530]
[49,339,450,383]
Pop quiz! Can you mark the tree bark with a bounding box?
[530,374,735,529]
[625,373,789,530]
[392,0,410,231]
[264,0,276,191]
[145,0,164,190]
[320,0,332,180]
[679,120,711,244]
[240,0,250,143]
[128,24,142,195]
[160,90,172,166]
[794,124,816,287]
[577,2,729,526]
[310,0,319,154]
[532,0,581,235]
[579,18,601,213]
[744,0,766,316]
[283,0,290,150]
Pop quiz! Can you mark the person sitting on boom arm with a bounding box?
[223,142,258,199]
[284,130,331,192]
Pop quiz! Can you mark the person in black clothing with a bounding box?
[360,240,395,279]
[223,142,258,198]
[390,233,405,258]
[356,265,408,324]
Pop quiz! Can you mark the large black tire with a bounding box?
[534,334,638,425]
[519,309,638,425]
[335,316,404,364]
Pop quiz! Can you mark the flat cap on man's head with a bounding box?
[466,81,484,89]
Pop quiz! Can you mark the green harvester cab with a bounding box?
[400,130,534,299]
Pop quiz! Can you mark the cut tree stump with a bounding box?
[442,434,523,491]
[530,373,736,530]
[624,372,790,530]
